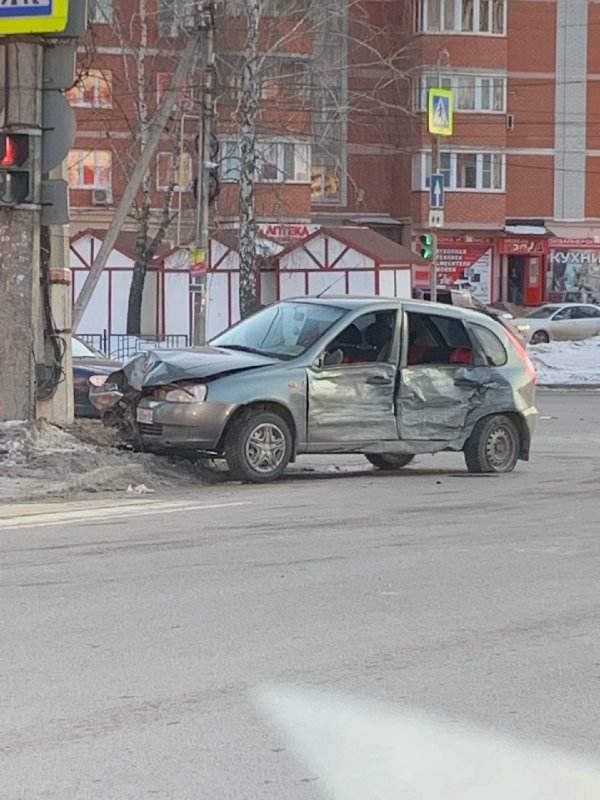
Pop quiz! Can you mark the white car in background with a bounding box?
[510,303,600,345]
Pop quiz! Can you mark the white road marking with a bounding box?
[0,501,251,531]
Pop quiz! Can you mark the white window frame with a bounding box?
[219,138,311,184]
[156,152,193,192]
[68,69,112,109]
[416,150,505,192]
[415,0,506,36]
[414,71,506,113]
[68,149,113,190]
[89,0,113,24]
[158,0,195,37]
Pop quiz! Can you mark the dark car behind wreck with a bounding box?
[90,297,538,482]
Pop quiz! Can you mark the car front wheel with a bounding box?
[530,330,549,345]
[463,415,520,474]
[365,453,415,470]
[224,410,293,483]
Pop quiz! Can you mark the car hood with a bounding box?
[117,347,280,391]
[73,357,122,373]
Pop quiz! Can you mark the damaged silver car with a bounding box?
[90,297,538,482]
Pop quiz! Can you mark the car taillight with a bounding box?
[506,327,537,382]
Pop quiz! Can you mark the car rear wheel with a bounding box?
[464,415,520,474]
[365,453,415,471]
[224,410,292,483]
[530,330,549,345]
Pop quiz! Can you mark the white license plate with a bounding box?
[136,408,154,425]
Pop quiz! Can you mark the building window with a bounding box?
[414,72,506,113]
[415,0,505,35]
[259,58,311,103]
[224,0,309,14]
[68,150,112,189]
[220,138,310,184]
[418,150,505,191]
[67,69,112,108]
[156,152,193,191]
[158,0,194,37]
[89,0,113,23]
[311,164,341,202]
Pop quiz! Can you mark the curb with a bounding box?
[537,384,600,391]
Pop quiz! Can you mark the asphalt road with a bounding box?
[1,392,599,799]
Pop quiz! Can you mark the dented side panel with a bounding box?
[398,366,504,442]
[307,363,399,443]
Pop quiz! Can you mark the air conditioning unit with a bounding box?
[506,113,515,131]
[92,187,113,205]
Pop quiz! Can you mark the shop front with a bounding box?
[548,238,600,304]
[498,236,549,307]
[411,235,495,304]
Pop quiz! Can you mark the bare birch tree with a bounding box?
[215,0,413,318]
[74,0,200,334]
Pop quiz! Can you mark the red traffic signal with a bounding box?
[0,133,31,206]
[0,133,30,168]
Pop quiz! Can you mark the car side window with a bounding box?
[553,308,573,321]
[325,311,397,366]
[407,313,474,367]
[573,306,600,319]
[470,324,507,367]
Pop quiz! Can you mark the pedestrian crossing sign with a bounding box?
[0,0,69,35]
[428,88,454,136]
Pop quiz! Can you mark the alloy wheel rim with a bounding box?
[245,423,287,474]
[485,426,517,470]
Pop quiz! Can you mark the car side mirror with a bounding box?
[315,349,343,369]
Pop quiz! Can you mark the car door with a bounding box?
[571,305,600,339]
[549,306,577,340]
[307,310,400,444]
[397,311,497,442]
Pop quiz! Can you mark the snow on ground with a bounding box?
[529,336,600,386]
[0,420,209,503]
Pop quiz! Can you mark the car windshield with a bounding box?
[210,301,347,359]
[525,305,560,319]
[72,337,105,358]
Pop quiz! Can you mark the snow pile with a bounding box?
[530,336,600,386]
[0,419,202,502]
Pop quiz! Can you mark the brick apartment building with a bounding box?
[68,0,600,312]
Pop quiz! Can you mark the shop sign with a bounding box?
[258,223,316,243]
[413,243,493,303]
[499,238,548,256]
[549,248,600,303]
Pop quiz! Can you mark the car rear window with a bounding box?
[471,323,507,367]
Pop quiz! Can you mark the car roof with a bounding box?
[287,294,491,323]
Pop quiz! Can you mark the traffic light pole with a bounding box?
[192,2,215,347]
[0,40,43,421]
[430,135,440,303]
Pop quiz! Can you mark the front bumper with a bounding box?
[134,397,238,452]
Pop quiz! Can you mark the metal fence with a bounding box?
[78,332,191,360]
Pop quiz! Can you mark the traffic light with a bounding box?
[419,232,437,261]
[0,133,32,206]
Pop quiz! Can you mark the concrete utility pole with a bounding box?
[72,27,204,330]
[0,41,43,421]
[192,1,215,346]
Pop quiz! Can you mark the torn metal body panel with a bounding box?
[121,347,279,391]
[307,362,398,443]
[398,366,501,443]
[89,296,538,481]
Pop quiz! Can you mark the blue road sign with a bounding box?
[430,173,445,209]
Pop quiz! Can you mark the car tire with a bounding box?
[464,415,520,474]
[365,453,415,471]
[530,330,549,345]
[224,410,293,483]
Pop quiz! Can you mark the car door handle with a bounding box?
[367,375,393,385]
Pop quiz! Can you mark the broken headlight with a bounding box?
[163,384,207,403]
